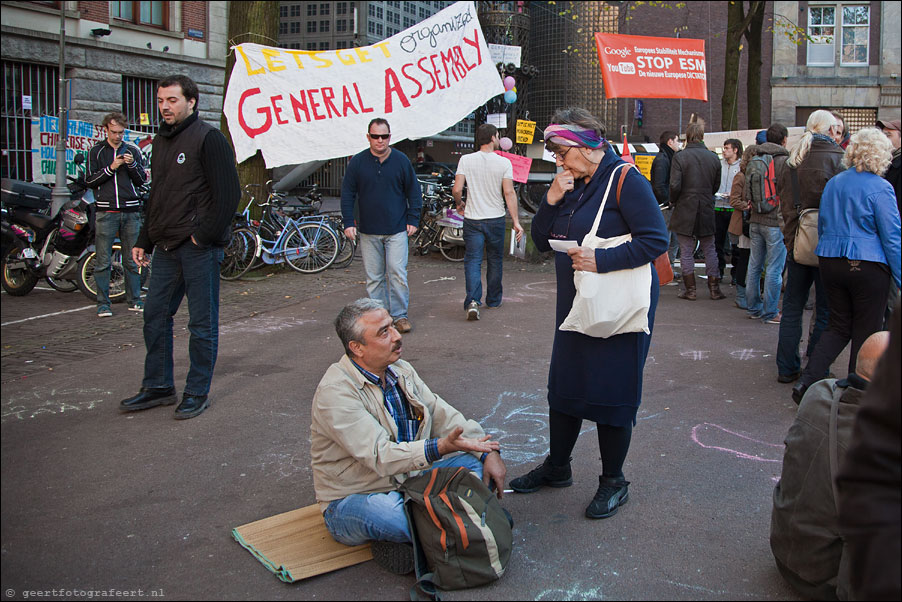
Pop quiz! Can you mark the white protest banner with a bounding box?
[30,116,152,184]
[223,1,503,168]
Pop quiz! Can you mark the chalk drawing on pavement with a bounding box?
[220,316,316,335]
[2,387,110,423]
[691,422,782,464]
[423,276,456,284]
[478,391,594,466]
[250,450,309,481]
[730,348,767,360]
[680,350,710,360]
[536,584,605,601]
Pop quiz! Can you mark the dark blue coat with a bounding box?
[531,146,669,425]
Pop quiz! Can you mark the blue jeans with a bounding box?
[323,453,484,545]
[745,223,786,320]
[359,231,409,320]
[776,257,829,377]
[463,217,506,308]
[94,211,143,307]
[142,241,224,397]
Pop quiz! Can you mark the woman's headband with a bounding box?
[543,124,606,149]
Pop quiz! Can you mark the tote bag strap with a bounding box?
[584,163,633,245]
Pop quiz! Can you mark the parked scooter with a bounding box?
[410,182,465,262]
[1,154,99,296]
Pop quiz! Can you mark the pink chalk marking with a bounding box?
[691,422,782,463]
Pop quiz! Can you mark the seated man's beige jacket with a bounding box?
[311,354,485,511]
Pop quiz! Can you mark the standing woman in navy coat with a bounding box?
[508,107,669,518]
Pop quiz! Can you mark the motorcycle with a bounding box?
[410,182,466,262]
[1,154,98,297]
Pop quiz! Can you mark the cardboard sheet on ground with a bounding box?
[232,504,372,582]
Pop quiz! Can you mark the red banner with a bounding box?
[594,33,708,101]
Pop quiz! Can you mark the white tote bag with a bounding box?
[559,164,652,338]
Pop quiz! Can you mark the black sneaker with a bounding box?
[585,476,630,519]
[509,456,573,493]
[370,541,414,575]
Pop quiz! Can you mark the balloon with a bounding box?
[499,137,513,151]
[503,76,516,91]
[503,90,517,104]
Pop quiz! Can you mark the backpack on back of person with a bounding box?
[745,153,781,214]
[400,466,512,600]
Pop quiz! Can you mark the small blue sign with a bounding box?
[188,28,204,39]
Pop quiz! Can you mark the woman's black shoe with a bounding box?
[509,456,573,493]
[585,476,630,519]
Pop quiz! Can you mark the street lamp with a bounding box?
[50,6,70,218]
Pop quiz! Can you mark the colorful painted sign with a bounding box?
[515,119,536,144]
[495,150,531,183]
[223,1,503,168]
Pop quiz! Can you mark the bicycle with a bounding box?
[410,181,465,262]
[221,184,339,279]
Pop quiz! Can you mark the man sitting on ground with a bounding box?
[310,298,506,572]
[770,330,890,600]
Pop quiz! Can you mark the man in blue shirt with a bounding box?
[341,119,422,333]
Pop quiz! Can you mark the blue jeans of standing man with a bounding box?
[142,242,224,397]
[463,216,506,308]
[776,257,829,378]
[359,231,410,320]
[94,211,143,308]
[323,453,484,545]
[746,223,786,321]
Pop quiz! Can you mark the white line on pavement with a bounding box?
[1,304,95,327]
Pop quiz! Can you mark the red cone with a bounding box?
[621,134,634,164]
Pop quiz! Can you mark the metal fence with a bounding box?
[1,60,58,181]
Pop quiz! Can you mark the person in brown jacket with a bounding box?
[669,122,722,300]
[775,110,845,384]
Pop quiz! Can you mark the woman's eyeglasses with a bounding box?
[546,146,573,161]
[368,133,391,140]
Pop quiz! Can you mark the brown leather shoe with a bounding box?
[393,317,412,333]
[677,273,697,301]
[708,277,726,300]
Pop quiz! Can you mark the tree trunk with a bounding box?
[721,1,746,131]
[219,2,278,212]
[745,2,765,129]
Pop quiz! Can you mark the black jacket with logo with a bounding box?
[85,140,147,211]
[136,111,240,252]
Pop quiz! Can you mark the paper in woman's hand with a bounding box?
[549,239,578,253]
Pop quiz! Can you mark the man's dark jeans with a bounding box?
[142,242,224,397]
[776,257,829,377]
[714,209,733,279]
[463,216,505,308]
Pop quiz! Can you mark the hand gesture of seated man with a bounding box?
[311,299,506,572]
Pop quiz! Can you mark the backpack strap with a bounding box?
[615,163,632,207]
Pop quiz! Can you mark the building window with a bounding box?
[367,21,375,34]
[336,2,347,15]
[320,20,330,32]
[307,3,317,17]
[290,4,301,17]
[280,5,288,18]
[307,42,317,50]
[376,23,383,36]
[122,75,160,135]
[290,21,300,34]
[807,4,870,67]
[111,1,167,29]
[319,41,330,50]
[405,1,415,14]
[279,22,288,35]
[307,21,316,33]
[320,3,330,15]
[336,19,347,32]
[1,60,58,181]
[404,16,413,28]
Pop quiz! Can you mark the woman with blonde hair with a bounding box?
[775,110,844,384]
[792,128,901,403]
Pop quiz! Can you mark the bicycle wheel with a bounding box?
[330,233,357,269]
[77,243,128,303]
[437,227,466,262]
[45,276,78,292]
[220,227,258,280]
[283,223,339,274]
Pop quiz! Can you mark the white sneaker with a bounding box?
[467,301,480,321]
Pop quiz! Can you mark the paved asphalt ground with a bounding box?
[1,247,839,601]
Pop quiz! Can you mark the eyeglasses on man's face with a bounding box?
[368,133,391,140]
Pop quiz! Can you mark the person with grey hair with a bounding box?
[310,298,507,573]
[792,128,901,403]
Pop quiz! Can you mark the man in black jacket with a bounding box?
[669,122,722,300]
[85,112,147,316]
[120,75,240,420]
[650,130,680,273]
